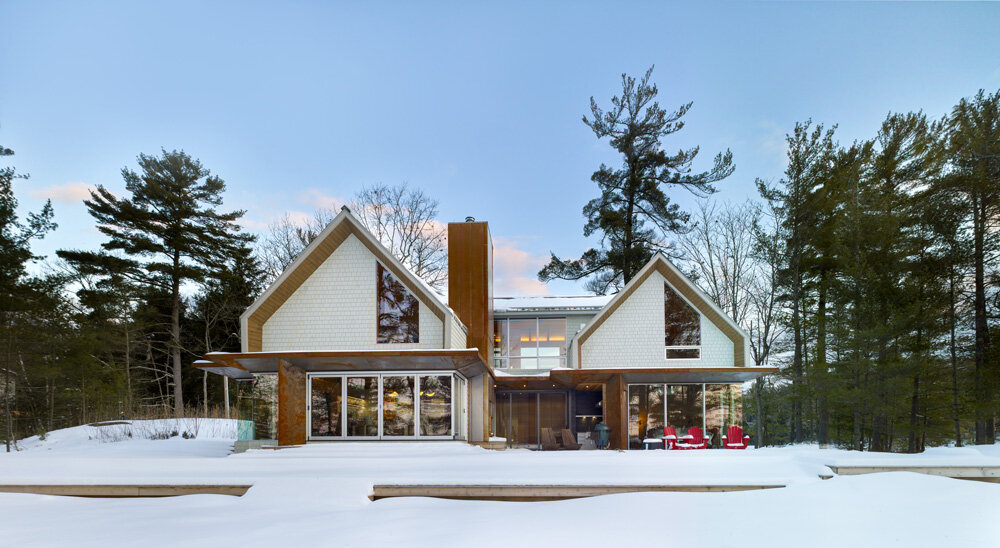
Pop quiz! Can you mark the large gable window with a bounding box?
[377,262,419,343]
[665,282,700,359]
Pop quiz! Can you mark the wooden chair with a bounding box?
[721,425,750,449]
[674,426,708,449]
[541,427,560,451]
[559,428,582,450]
[662,426,678,449]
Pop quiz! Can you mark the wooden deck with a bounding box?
[370,483,785,501]
[827,465,1000,482]
[0,484,252,497]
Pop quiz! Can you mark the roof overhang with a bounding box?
[195,349,492,381]
[493,367,779,390]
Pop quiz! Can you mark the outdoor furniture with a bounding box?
[541,428,560,451]
[721,426,750,449]
[560,428,582,450]
[662,426,678,449]
[673,426,708,449]
[642,438,665,450]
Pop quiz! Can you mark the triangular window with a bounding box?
[377,262,419,343]
[665,282,700,359]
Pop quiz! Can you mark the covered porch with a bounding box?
[195,349,493,446]
[492,366,778,450]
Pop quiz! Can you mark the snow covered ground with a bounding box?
[1,421,998,547]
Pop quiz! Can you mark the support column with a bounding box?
[277,359,306,446]
[604,374,628,450]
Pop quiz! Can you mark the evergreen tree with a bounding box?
[58,150,251,417]
[940,90,1000,444]
[0,142,57,450]
[539,66,734,294]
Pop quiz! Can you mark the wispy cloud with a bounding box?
[29,181,95,204]
[492,235,551,296]
[297,188,345,211]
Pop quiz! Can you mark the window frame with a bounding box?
[376,261,420,344]
[493,316,567,370]
[306,371,466,441]
[664,281,702,361]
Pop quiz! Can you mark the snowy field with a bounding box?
[1,420,998,547]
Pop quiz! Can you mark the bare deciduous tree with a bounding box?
[256,183,447,290]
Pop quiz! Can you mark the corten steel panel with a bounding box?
[277,360,306,446]
[604,374,628,450]
[447,221,494,365]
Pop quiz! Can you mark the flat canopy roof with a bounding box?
[195,349,491,381]
[494,367,779,389]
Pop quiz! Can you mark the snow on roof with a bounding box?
[492,294,613,312]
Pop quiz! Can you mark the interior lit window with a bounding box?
[665,282,700,359]
[377,262,419,343]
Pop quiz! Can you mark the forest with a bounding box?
[1,76,998,453]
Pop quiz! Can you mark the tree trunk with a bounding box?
[171,253,184,418]
[950,268,962,447]
[973,194,989,444]
[754,378,764,448]
[816,273,828,446]
[202,371,208,416]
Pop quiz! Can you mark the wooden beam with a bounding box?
[277,359,306,446]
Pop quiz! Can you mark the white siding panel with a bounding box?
[262,234,443,351]
[580,271,734,368]
[449,315,467,349]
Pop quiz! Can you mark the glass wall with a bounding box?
[495,391,568,448]
[309,372,464,440]
[419,375,452,436]
[310,377,343,437]
[382,376,415,437]
[346,377,379,437]
[493,318,567,370]
[667,384,704,438]
[627,383,744,448]
[628,384,665,449]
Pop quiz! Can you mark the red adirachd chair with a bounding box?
[722,426,750,449]
[674,426,708,449]
[662,426,678,449]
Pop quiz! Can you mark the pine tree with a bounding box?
[539,66,734,294]
[58,149,251,417]
[0,143,56,450]
[941,90,1000,444]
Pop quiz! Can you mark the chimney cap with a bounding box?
[465,216,476,222]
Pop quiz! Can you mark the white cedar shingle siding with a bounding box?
[449,315,467,349]
[262,234,443,351]
[580,270,734,368]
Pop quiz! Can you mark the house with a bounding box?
[196,207,777,449]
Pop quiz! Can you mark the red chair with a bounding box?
[721,426,750,449]
[662,426,678,449]
[674,426,708,449]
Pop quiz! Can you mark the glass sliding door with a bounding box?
[310,377,343,438]
[419,375,452,437]
[667,384,704,438]
[628,384,665,450]
[382,375,416,437]
[308,372,465,440]
[346,376,380,438]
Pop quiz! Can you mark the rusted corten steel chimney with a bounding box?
[447,217,493,366]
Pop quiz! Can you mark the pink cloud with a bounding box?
[29,182,95,204]
[297,188,345,211]
[492,236,551,296]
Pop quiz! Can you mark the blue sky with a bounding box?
[2,1,998,295]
